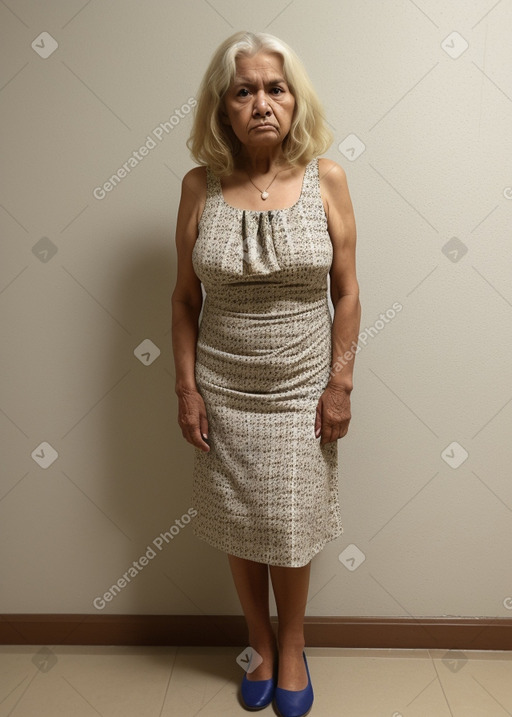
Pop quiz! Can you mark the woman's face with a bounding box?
[221,51,296,153]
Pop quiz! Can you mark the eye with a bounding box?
[237,88,250,97]
[270,87,284,95]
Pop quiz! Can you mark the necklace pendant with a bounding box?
[261,191,269,200]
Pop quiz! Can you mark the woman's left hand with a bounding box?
[315,384,352,445]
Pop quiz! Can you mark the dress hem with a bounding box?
[192,525,344,568]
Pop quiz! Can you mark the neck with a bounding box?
[236,146,290,176]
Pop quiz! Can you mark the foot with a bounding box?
[277,644,308,691]
[246,641,278,682]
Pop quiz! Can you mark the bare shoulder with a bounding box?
[317,157,353,223]
[182,165,207,187]
[182,165,207,201]
[318,157,348,192]
[179,165,207,225]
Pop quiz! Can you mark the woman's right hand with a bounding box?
[176,387,210,452]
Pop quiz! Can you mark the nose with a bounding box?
[252,90,272,118]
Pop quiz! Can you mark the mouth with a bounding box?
[252,123,277,131]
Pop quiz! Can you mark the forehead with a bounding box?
[233,51,285,80]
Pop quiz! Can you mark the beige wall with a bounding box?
[1,1,511,619]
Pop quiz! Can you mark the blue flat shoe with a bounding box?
[241,653,277,710]
[274,651,314,717]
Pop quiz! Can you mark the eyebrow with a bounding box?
[233,76,287,86]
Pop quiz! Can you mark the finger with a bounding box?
[320,421,336,445]
[193,428,210,451]
[326,421,348,442]
[320,430,332,445]
[200,415,209,444]
[315,401,322,438]
[183,424,210,452]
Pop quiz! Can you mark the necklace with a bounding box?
[246,166,292,200]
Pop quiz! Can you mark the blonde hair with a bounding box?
[186,31,333,176]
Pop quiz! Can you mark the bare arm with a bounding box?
[171,167,210,451]
[315,158,361,444]
[321,158,361,392]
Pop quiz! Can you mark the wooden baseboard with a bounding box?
[1,615,511,650]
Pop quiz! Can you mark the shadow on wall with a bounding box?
[62,233,237,617]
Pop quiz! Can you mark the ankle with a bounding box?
[248,631,277,652]
[277,636,305,653]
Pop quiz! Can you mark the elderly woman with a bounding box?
[172,31,360,717]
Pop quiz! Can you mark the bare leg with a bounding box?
[269,561,311,690]
[227,554,278,681]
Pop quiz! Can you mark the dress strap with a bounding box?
[301,157,318,191]
[297,158,327,221]
[204,166,223,209]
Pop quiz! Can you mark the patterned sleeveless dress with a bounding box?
[190,157,343,567]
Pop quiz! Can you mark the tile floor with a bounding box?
[0,645,511,716]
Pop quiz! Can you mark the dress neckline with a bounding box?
[216,159,313,214]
